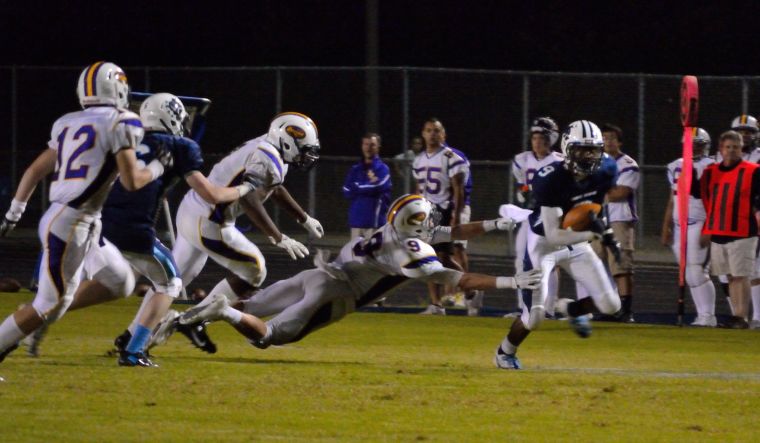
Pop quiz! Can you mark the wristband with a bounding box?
[146,159,165,181]
[483,220,498,232]
[235,183,254,198]
[7,199,27,221]
[495,276,516,289]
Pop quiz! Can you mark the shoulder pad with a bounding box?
[117,109,141,120]
[444,150,454,158]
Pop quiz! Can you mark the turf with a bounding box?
[0,291,758,442]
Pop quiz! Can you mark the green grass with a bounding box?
[0,291,758,442]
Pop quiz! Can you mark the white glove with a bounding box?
[483,217,516,232]
[1,199,26,237]
[270,234,309,260]
[300,215,324,239]
[496,269,542,290]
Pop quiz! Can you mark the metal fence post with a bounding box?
[637,76,646,246]
[402,68,411,194]
[10,66,17,194]
[742,79,749,115]
[274,68,283,226]
[521,75,530,148]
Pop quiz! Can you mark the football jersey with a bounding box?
[448,147,473,206]
[666,156,714,225]
[48,106,144,214]
[332,223,447,305]
[512,150,565,209]
[412,145,469,208]
[715,148,760,164]
[101,131,204,253]
[606,153,640,222]
[528,155,618,236]
[184,135,289,225]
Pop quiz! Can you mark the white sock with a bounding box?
[691,280,716,316]
[500,337,517,355]
[0,315,26,352]
[129,289,156,334]
[221,306,243,325]
[752,286,760,321]
[545,270,559,315]
[208,279,237,303]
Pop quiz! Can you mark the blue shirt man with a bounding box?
[342,133,392,239]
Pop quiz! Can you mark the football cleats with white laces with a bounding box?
[561,120,605,178]
[76,61,130,109]
[266,112,321,171]
[140,93,189,136]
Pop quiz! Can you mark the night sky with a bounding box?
[1,1,756,75]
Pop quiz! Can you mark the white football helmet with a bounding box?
[76,61,130,109]
[387,194,439,241]
[730,114,758,151]
[140,93,189,136]
[530,116,560,147]
[266,112,320,171]
[684,127,711,158]
[561,120,605,177]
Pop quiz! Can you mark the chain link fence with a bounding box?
[2,66,758,248]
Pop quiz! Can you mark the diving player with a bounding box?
[0,62,170,367]
[494,120,622,370]
[156,194,540,350]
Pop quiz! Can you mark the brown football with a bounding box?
[192,288,207,302]
[561,203,602,231]
[0,277,22,293]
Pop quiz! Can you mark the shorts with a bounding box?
[593,221,635,275]
[453,205,471,248]
[432,204,454,255]
[710,237,757,277]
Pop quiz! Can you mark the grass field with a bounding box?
[0,291,758,442]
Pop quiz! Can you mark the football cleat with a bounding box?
[0,343,19,363]
[148,310,179,349]
[749,319,760,330]
[113,329,132,353]
[419,304,446,316]
[179,293,229,325]
[176,320,217,354]
[21,322,49,358]
[118,351,158,367]
[570,315,592,338]
[493,348,522,370]
[691,314,717,327]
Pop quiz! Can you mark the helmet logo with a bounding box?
[285,125,306,139]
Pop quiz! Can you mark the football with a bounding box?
[561,203,602,231]
[0,277,22,293]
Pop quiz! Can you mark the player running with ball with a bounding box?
[493,120,623,370]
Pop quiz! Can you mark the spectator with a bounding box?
[695,130,760,328]
[393,136,424,182]
[598,123,640,322]
[342,132,392,239]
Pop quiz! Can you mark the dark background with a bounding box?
[0,1,754,75]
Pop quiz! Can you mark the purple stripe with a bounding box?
[47,232,67,297]
[89,63,104,96]
[68,152,117,209]
[412,167,425,173]
[513,160,523,170]
[119,118,143,128]
[449,160,466,168]
[209,170,245,224]
[259,148,282,178]
[619,166,639,174]
[403,256,440,269]
[200,236,259,263]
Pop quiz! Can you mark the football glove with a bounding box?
[235,174,261,198]
[1,199,26,237]
[271,234,309,260]
[496,269,542,290]
[588,212,622,263]
[300,215,324,239]
[483,217,516,232]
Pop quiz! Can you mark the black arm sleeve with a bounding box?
[752,168,760,209]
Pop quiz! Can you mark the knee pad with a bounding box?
[32,292,74,322]
[154,277,183,298]
[685,264,709,288]
[596,292,622,315]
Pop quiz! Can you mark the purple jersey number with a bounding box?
[352,231,383,258]
[417,167,442,195]
[52,125,97,181]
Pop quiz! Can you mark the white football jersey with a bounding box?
[606,153,640,222]
[667,156,714,225]
[715,147,760,164]
[511,150,565,187]
[184,135,289,224]
[332,223,446,297]
[412,146,469,207]
[48,106,144,214]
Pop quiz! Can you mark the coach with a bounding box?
[695,130,760,328]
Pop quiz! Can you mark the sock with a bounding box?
[221,306,243,325]
[752,286,760,321]
[0,315,25,352]
[125,324,152,355]
[129,289,155,334]
[545,270,558,315]
[499,337,517,355]
[208,279,237,303]
[568,298,596,317]
[620,295,632,314]
[691,280,716,316]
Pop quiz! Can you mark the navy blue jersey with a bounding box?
[528,155,618,236]
[102,131,204,253]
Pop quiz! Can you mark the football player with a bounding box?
[412,118,469,315]
[511,117,564,317]
[153,194,540,350]
[21,93,259,365]
[494,120,622,370]
[729,115,760,160]
[154,112,323,325]
[0,62,171,366]
[660,128,717,326]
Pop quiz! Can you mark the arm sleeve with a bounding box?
[512,156,525,185]
[246,151,280,187]
[419,268,465,286]
[353,165,392,196]
[342,166,356,199]
[616,167,640,190]
[541,206,595,246]
[752,168,760,208]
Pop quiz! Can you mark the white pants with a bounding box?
[521,230,620,328]
[244,269,356,346]
[173,198,267,288]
